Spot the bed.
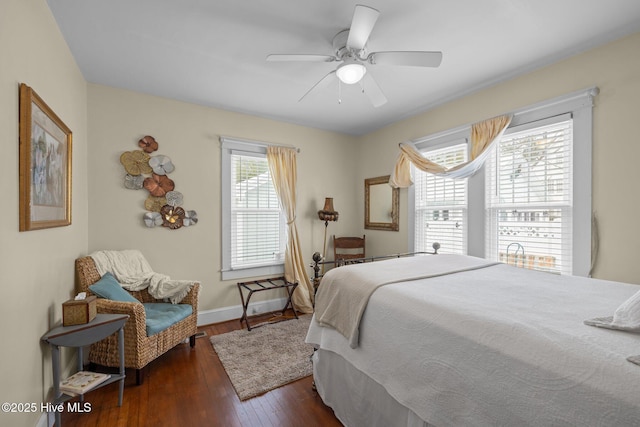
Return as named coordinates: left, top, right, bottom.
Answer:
left=306, top=254, right=640, bottom=426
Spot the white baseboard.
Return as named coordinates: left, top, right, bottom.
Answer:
left=196, top=297, right=287, bottom=326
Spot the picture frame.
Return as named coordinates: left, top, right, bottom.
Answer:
left=19, top=83, right=72, bottom=231
left=364, top=175, right=399, bottom=231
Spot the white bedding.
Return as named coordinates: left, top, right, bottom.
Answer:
left=307, top=258, right=640, bottom=426
left=315, top=254, right=497, bottom=348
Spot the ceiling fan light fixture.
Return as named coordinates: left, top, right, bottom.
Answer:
left=336, top=59, right=366, bottom=84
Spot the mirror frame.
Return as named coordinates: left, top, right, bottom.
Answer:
left=364, top=175, right=399, bottom=231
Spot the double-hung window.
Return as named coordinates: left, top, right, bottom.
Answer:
left=221, top=138, right=285, bottom=280
left=485, top=116, right=573, bottom=274
left=413, top=142, right=468, bottom=254
left=409, top=88, right=595, bottom=276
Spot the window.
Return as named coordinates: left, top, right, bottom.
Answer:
left=221, top=138, right=285, bottom=280
left=413, top=143, right=468, bottom=254
left=409, top=88, right=595, bottom=276
left=485, top=116, right=573, bottom=274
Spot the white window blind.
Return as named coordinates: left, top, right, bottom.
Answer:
left=485, top=116, right=573, bottom=274
left=229, top=151, right=285, bottom=269
left=414, top=143, right=468, bottom=254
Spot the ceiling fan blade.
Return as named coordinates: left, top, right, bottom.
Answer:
left=266, top=54, right=336, bottom=62
left=299, top=70, right=336, bottom=102
left=369, top=51, right=443, bottom=67
left=346, top=5, right=380, bottom=51
left=361, top=72, right=387, bottom=108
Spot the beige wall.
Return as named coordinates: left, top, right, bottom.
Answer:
left=356, top=31, right=640, bottom=284
left=0, top=1, right=88, bottom=426
left=87, top=84, right=358, bottom=313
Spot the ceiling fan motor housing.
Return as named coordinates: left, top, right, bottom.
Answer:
left=333, top=29, right=365, bottom=60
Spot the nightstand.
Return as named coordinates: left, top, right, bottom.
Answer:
left=41, top=313, right=128, bottom=426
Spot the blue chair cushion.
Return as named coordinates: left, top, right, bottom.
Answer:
left=89, top=272, right=139, bottom=303
left=143, top=303, right=193, bottom=336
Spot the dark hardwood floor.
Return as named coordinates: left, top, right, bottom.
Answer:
left=61, top=312, right=342, bottom=426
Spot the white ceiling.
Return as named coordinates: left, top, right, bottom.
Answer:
left=47, top=0, right=640, bottom=135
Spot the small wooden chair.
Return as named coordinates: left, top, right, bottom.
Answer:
left=333, top=235, right=366, bottom=265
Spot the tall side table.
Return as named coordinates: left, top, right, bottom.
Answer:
left=41, top=313, right=128, bottom=426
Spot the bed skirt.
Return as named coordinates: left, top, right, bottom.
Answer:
left=313, top=349, right=432, bottom=427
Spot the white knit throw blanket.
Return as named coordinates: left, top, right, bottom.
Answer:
left=90, top=249, right=194, bottom=304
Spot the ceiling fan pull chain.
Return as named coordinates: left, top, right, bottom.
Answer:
left=338, top=80, right=342, bottom=104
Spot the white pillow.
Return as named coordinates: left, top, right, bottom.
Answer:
left=612, top=289, right=640, bottom=329
left=584, top=289, right=640, bottom=332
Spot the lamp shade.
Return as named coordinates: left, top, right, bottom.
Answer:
left=336, top=59, right=366, bottom=85
left=318, top=197, right=339, bottom=222
left=323, top=197, right=335, bottom=212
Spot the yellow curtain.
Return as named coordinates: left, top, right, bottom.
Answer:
left=390, top=114, right=512, bottom=187
left=267, top=146, right=314, bottom=314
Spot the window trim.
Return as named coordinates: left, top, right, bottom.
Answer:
left=220, top=137, right=284, bottom=281
left=408, top=87, right=597, bottom=276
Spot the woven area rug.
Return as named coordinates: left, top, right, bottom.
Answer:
left=210, top=314, right=314, bottom=400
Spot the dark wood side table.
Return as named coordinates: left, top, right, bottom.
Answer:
left=237, top=277, right=298, bottom=330
left=41, top=313, right=129, bottom=426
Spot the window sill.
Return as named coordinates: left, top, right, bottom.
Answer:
left=222, top=263, right=284, bottom=281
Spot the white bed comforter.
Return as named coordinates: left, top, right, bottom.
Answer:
left=307, top=257, right=640, bottom=426
left=315, top=254, right=497, bottom=348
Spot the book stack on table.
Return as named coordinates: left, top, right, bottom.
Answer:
left=60, top=371, right=111, bottom=395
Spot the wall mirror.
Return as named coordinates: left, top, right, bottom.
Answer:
left=365, top=175, right=399, bottom=231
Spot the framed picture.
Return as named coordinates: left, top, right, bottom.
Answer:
left=364, top=175, right=399, bottom=231
left=19, top=83, right=72, bottom=231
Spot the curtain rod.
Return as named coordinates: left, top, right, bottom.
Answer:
left=219, top=136, right=301, bottom=153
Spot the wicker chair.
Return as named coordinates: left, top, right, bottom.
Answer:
left=75, top=256, right=199, bottom=385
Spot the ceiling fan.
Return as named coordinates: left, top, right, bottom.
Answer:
left=266, top=4, right=442, bottom=107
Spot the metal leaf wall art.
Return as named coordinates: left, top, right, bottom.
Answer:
left=119, top=135, right=198, bottom=230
